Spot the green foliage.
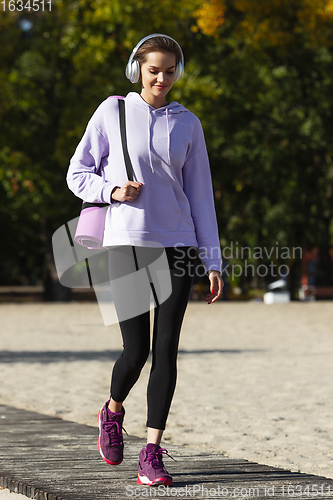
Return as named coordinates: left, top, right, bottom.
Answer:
left=0, top=0, right=333, bottom=289
left=189, top=0, right=333, bottom=287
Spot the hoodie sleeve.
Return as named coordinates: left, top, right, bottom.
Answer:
left=66, top=102, right=117, bottom=204
left=182, top=120, right=222, bottom=274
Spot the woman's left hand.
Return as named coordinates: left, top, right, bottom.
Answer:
left=206, top=270, right=224, bottom=304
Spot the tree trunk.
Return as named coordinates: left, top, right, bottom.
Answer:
left=316, top=216, right=333, bottom=287
left=41, top=218, right=72, bottom=301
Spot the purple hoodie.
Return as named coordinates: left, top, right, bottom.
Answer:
left=67, top=92, right=222, bottom=273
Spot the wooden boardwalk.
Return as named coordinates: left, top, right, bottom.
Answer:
left=1, top=404, right=333, bottom=500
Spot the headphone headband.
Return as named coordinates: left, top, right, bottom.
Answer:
left=125, top=33, right=184, bottom=84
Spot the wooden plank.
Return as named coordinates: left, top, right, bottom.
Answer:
left=1, top=404, right=333, bottom=500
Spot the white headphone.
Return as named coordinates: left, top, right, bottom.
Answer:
left=125, top=33, right=184, bottom=84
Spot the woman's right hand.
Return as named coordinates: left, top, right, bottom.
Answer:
left=111, top=181, right=143, bottom=203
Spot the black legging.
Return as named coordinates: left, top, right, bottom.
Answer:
left=108, top=246, right=196, bottom=430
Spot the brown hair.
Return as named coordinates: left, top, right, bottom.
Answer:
left=134, top=36, right=182, bottom=66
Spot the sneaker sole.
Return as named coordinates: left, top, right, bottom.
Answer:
left=97, top=409, right=123, bottom=465
left=137, top=474, right=172, bottom=486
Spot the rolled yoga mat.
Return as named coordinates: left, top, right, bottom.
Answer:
left=74, top=205, right=108, bottom=249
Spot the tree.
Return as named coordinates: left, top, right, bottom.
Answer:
left=1, top=0, right=333, bottom=298
left=188, top=0, right=333, bottom=289
left=0, top=0, right=200, bottom=296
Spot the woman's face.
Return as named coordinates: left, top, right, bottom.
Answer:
left=140, top=51, right=177, bottom=107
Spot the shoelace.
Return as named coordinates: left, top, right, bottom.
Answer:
left=102, top=420, right=128, bottom=446
left=147, top=448, right=177, bottom=470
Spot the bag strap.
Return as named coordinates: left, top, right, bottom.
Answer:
left=82, top=97, right=133, bottom=210
left=118, top=98, right=134, bottom=182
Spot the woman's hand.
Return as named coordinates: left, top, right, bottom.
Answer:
left=206, top=270, right=224, bottom=304
left=111, top=181, right=143, bottom=202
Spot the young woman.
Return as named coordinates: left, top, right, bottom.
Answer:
left=67, top=34, right=223, bottom=487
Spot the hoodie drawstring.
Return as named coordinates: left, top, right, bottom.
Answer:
left=147, top=107, right=155, bottom=173
left=166, top=107, right=171, bottom=167
left=147, top=106, right=171, bottom=173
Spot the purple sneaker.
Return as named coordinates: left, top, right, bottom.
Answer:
left=97, top=400, right=125, bottom=465
left=137, top=443, right=174, bottom=486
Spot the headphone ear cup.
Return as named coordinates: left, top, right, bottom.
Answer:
left=126, top=59, right=141, bottom=84
left=174, top=62, right=184, bottom=82
left=131, top=60, right=141, bottom=83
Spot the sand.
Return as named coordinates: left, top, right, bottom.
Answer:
left=1, top=300, right=333, bottom=482
left=0, top=488, right=27, bottom=500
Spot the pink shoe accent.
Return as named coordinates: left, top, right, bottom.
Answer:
left=136, top=475, right=172, bottom=486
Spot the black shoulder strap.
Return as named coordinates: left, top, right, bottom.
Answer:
left=118, top=98, right=134, bottom=182
left=81, top=98, right=133, bottom=210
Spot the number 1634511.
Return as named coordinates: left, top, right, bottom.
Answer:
left=1, top=0, right=52, bottom=10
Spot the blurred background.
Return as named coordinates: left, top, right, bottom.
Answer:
left=1, top=0, right=333, bottom=302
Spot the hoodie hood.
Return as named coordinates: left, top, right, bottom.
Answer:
left=126, top=91, right=188, bottom=114
left=126, top=92, right=189, bottom=173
